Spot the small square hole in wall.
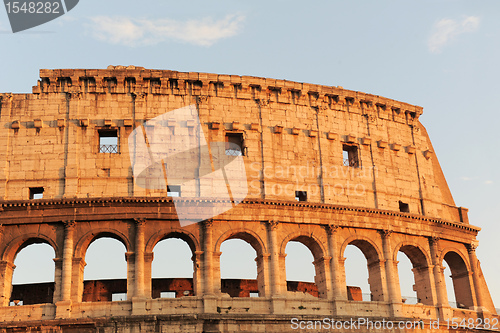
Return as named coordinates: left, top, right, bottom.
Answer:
left=399, top=201, right=409, bottom=213
left=9, top=300, right=23, bottom=306
left=160, top=291, right=176, bottom=298
left=249, top=292, right=259, bottom=298
left=167, top=185, right=181, bottom=197
left=99, top=129, right=118, bottom=153
left=295, top=191, right=307, bottom=202
left=111, top=293, right=127, bottom=301
left=343, top=144, right=359, bottom=167
left=29, top=187, right=44, bottom=199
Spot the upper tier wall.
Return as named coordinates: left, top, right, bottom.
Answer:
left=0, top=67, right=464, bottom=223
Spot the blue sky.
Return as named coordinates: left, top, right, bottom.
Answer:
left=2, top=0, right=499, bottom=308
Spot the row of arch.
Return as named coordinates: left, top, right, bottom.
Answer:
left=0, top=221, right=481, bottom=312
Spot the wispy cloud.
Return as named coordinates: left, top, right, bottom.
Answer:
left=460, top=176, right=475, bottom=181
left=87, top=14, right=245, bottom=47
left=428, top=16, right=480, bottom=54
left=484, top=180, right=493, bottom=185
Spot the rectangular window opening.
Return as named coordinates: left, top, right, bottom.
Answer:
left=225, top=133, right=244, bottom=156
left=111, top=293, right=127, bottom=301
left=29, top=187, right=44, bottom=200
left=295, top=191, right=307, bottom=202
left=399, top=201, right=410, bottom=213
left=343, top=144, right=359, bottom=168
left=160, top=291, right=176, bottom=298
left=9, top=300, right=23, bottom=306
left=167, top=185, right=181, bottom=197
left=249, top=292, right=259, bottom=298
left=99, top=129, right=118, bottom=153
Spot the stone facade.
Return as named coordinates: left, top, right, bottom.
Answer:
left=0, top=66, right=496, bottom=332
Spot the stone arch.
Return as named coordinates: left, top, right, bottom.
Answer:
left=440, top=247, right=474, bottom=309
left=215, top=228, right=267, bottom=297
left=340, top=235, right=385, bottom=301
left=2, top=235, right=58, bottom=306
left=2, top=234, right=59, bottom=263
left=393, top=241, right=435, bottom=305
left=146, top=228, right=200, bottom=255
left=280, top=231, right=327, bottom=260
left=215, top=229, right=266, bottom=256
left=439, top=247, right=471, bottom=271
left=280, top=231, right=329, bottom=298
left=74, top=228, right=131, bottom=259
left=340, top=235, right=383, bottom=265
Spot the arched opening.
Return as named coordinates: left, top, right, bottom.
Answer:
left=443, top=251, right=474, bottom=309
left=344, top=245, right=370, bottom=301
left=10, top=242, right=55, bottom=305
left=83, top=236, right=127, bottom=302
left=285, top=238, right=325, bottom=298
left=397, top=245, right=434, bottom=305
left=220, top=238, right=258, bottom=297
left=397, top=252, right=417, bottom=303
left=343, top=239, right=383, bottom=301
left=152, top=237, right=194, bottom=298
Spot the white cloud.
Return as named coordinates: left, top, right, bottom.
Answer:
left=428, top=16, right=480, bottom=54
left=87, top=14, right=244, bottom=47
left=460, top=176, right=474, bottom=181
left=484, top=180, right=493, bottom=185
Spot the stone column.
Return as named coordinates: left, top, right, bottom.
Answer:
left=134, top=219, right=146, bottom=298
left=193, top=251, right=203, bottom=296
left=325, top=225, right=346, bottom=300
left=71, top=257, right=86, bottom=302
left=202, top=220, right=217, bottom=314
left=256, top=253, right=271, bottom=297
left=267, top=220, right=282, bottom=296
left=380, top=230, right=402, bottom=317
left=61, top=221, right=75, bottom=302
left=144, top=252, right=154, bottom=298
left=0, top=260, right=15, bottom=307
left=467, top=243, right=485, bottom=311
left=313, top=256, right=332, bottom=298
left=380, top=230, right=401, bottom=303
left=428, top=237, right=450, bottom=319
left=203, top=220, right=214, bottom=295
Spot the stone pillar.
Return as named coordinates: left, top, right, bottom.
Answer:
left=313, top=256, right=332, bottom=299
left=267, top=220, right=282, bottom=296
left=53, top=258, right=63, bottom=303
left=193, top=251, right=203, bottom=296
left=428, top=237, right=451, bottom=318
left=467, top=243, right=485, bottom=311
left=55, top=222, right=75, bottom=318
left=380, top=230, right=402, bottom=317
left=0, top=261, right=15, bottom=306
left=134, top=219, right=146, bottom=298
left=202, top=220, right=217, bottom=314
left=71, top=257, right=86, bottom=302
left=125, top=252, right=135, bottom=299
left=202, top=220, right=214, bottom=295
left=144, top=252, right=154, bottom=298
left=380, top=231, right=401, bottom=303
left=61, top=221, right=75, bottom=301
left=256, top=253, right=271, bottom=297
left=325, top=225, right=346, bottom=300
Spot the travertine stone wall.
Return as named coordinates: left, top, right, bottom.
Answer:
left=0, top=66, right=462, bottom=223
left=0, top=67, right=496, bottom=333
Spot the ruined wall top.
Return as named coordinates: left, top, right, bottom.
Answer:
left=28, top=66, right=423, bottom=118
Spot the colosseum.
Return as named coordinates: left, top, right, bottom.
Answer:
left=0, top=66, right=497, bottom=332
